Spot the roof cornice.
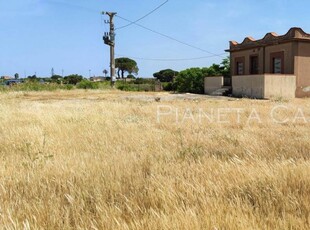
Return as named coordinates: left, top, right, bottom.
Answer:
left=227, top=27, right=310, bottom=52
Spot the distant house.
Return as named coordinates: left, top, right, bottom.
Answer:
left=1, top=76, right=13, bottom=80
left=226, top=27, right=310, bottom=98
left=90, top=77, right=106, bottom=82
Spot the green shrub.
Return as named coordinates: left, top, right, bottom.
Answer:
left=0, top=82, right=75, bottom=92
left=77, top=80, right=99, bottom=89
left=117, top=82, right=154, bottom=92
left=64, top=84, right=74, bottom=90
left=134, top=78, right=155, bottom=85
left=172, top=58, right=230, bottom=94
left=117, top=84, right=137, bottom=91
left=174, top=68, right=205, bottom=94
left=162, top=82, right=176, bottom=91
left=15, top=82, right=59, bottom=91
left=0, top=85, right=7, bottom=92
left=63, top=74, right=83, bottom=85
left=97, top=81, right=112, bottom=90
left=127, top=74, right=136, bottom=79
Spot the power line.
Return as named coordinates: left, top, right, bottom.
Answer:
left=115, top=0, right=169, bottom=30
left=47, top=1, right=224, bottom=58
left=115, top=53, right=227, bottom=62
left=116, top=15, right=225, bottom=58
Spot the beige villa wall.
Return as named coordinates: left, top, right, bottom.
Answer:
left=230, top=42, right=295, bottom=76
left=295, top=42, right=310, bottom=97
left=264, top=74, right=296, bottom=99
left=230, top=48, right=264, bottom=75
left=264, top=43, right=295, bottom=74
left=232, top=75, right=264, bottom=98
left=232, top=75, right=296, bottom=99
left=204, top=76, right=223, bottom=94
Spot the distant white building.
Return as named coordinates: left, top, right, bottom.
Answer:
left=1, top=76, right=13, bottom=80
left=90, top=76, right=106, bottom=82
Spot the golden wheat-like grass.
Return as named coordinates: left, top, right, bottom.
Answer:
left=0, top=90, right=309, bottom=229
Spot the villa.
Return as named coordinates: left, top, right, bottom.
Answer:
left=205, top=27, right=310, bottom=98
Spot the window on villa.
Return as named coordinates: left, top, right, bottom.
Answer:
left=235, top=57, right=245, bottom=75
left=237, top=62, right=244, bottom=75
left=250, top=56, right=259, bottom=74
left=270, top=51, right=284, bottom=74
left=273, top=58, right=282, bottom=73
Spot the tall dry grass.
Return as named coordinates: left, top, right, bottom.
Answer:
left=0, top=90, right=309, bottom=229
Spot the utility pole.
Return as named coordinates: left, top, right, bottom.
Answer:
left=102, top=11, right=117, bottom=87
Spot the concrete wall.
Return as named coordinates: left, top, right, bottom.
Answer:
left=264, top=74, right=296, bottom=98
left=232, top=74, right=296, bottom=99
left=232, top=75, right=264, bottom=98
left=204, top=76, right=223, bottom=94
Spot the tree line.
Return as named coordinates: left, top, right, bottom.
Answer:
left=111, top=56, right=231, bottom=94
left=153, top=57, right=230, bottom=94
left=3, top=57, right=230, bottom=94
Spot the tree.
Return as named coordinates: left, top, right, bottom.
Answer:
left=220, top=57, right=230, bottom=78
left=14, top=73, right=19, bottom=79
left=103, top=69, right=108, bottom=77
left=27, top=75, right=38, bottom=81
left=64, top=74, right=83, bottom=85
left=115, top=57, right=139, bottom=78
left=172, top=58, right=231, bottom=94
left=153, top=69, right=178, bottom=82
left=174, top=68, right=205, bottom=94
left=51, top=75, right=63, bottom=82
left=203, top=64, right=222, bottom=76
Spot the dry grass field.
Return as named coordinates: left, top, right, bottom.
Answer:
left=0, top=90, right=309, bottom=229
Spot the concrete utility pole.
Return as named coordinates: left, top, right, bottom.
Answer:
left=102, top=11, right=117, bottom=87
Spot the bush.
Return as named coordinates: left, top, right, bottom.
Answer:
left=134, top=78, right=155, bottom=85
left=96, top=81, right=112, bottom=90
left=0, top=82, right=75, bottom=92
left=117, top=82, right=154, bottom=92
left=16, top=82, right=59, bottom=91
left=64, top=74, right=83, bottom=85
left=77, top=80, right=99, bottom=89
left=172, top=58, right=230, bottom=94
left=162, top=82, right=176, bottom=91
left=117, top=84, right=136, bottom=91
left=0, top=85, right=7, bottom=92
left=174, top=68, right=205, bottom=94
left=64, top=84, right=74, bottom=90
left=127, top=74, right=136, bottom=79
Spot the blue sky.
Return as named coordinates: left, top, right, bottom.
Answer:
left=1, top=0, right=310, bottom=78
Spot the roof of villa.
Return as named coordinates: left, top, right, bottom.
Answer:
left=227, top=27, right=310, bottom=52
